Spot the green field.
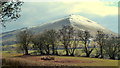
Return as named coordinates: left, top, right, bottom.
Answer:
left=1, top=44, right=120, bottom=68
left=2, top=52, right=119, bottom=67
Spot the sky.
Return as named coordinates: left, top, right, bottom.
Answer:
left=1, top=0, right=119, bottom=33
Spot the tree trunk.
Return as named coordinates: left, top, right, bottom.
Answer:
left=55, top=50, right=58, bottom=55
left=39, top=45, right=43, bottom=55
left=86, top=53, right=90, bottom=57
left=24, top=47, right=29, bottom=55
left=70, top=53, right=74, bottom=56
left=84, top=43, right=89, bottom=57
left=118, top=54, right=120, bottom=60
left=95, top=54, right=100, bottom=58
left=24, top=45, right=29, bottom=55
left=52, top=44, right=55, bottom=55
left=100, top=46, right=103, bottom=58
left=66, top=49, right=69, bottom=56
left=70, top=49, right=75, bottom=56
left=110, top=54, right=115, bottom=60
left=47, top=49, right=50, bottom=55
left=55, top=47, right=58, bottom=55
left=40, top=49, right=43, bottom=55
left=46, top=45, right=50, bottom=55
left=110, top=57, right=115, bottom=60
left=64, top=44, right=69, bottom=55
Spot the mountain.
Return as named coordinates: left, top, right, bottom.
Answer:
left=0, top=15, right=117, bottom=46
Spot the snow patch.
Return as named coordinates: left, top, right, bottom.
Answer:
left=68, top=15, right=105, bottom=30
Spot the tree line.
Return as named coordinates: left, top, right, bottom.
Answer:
left=16, top=25, right=120, bottom=60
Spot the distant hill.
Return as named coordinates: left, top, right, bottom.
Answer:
left=0, top=15, right=117, bottom=46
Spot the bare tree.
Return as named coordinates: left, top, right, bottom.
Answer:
left=69, top=30, right=79, bottom=56
left=103, top=36, right=120, bottom=59
left=45, top=29, right=59, bottom=55
left=117, top=36, right=120, bottom=60
left=42, top=33, right=50, bottom=55
left=39, top=30, right=56, bottom=55
left=94, top=46, right=101, bottom=58
left=59, top=25, right=74, bottom=56
left=32, top=34, right=45, bottom=55
left=96, top=30, right=107, bottom=58
left=32, top=32, right=51, bottom=55
left=78, top=30, right=94, bottom=57
left=16, top=29, right=32, bottom=55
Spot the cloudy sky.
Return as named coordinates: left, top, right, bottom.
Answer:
left=1, top=0, right=119, bottom=33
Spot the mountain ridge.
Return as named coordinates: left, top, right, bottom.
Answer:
left=1, top=15, right=117, bottom=46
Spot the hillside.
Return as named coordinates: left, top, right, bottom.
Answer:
left=0, top=15, right=116, bottom=46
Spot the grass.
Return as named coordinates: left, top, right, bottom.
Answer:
left=55, top=56, right=119, bottom=66
left=2, top=57, right=60, bottom=66
left=1, top=53, right=119, bottom=68
left=1, top=44, right=120, bottom=68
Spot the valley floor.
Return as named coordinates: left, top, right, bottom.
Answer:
left=1, top=53, right=120, bottom=68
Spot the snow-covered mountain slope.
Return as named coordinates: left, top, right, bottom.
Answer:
left=69, top=15, right=115, bottom=35
left=1, top=15, right=117, bottom=45
left=30, top=15, right=115, bottom=35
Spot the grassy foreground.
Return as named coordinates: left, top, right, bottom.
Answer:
left=1, top=53, right=120, bottom=68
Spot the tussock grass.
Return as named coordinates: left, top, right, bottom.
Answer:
left=2, top=57, right=118, bottom=68
left=2, top=51, right=119, bottom=68
left=2, top=58, right=41, bottom=66
left=2, top=56, right=119, bottom=68
left=2, top=57, right=64, bottom=66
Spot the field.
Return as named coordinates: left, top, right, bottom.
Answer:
left=1, top=52, right=120, bottom=68
left=1, top=44, right=120, bottom=68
